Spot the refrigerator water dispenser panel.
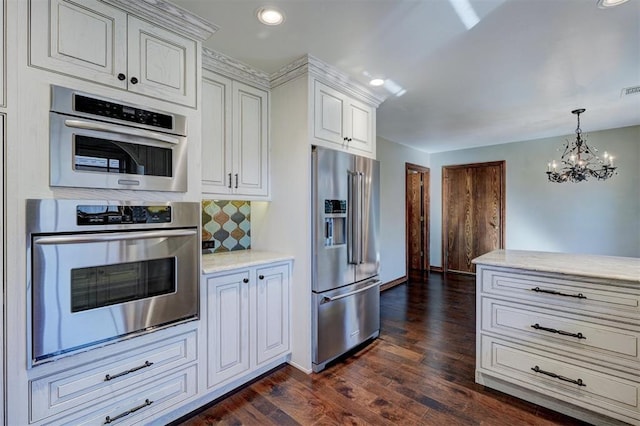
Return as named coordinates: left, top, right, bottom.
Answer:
left=324, top=199, right=347, bottom=247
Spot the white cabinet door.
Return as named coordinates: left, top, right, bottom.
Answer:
left=127, top=16, right=196, bottom=107
left=201, top=74, right=269, bottom=198
left=313, top=80, right=375, bottom=156
left=314, top=81, right=345, bottom=145
left=29, top=0, right=128, bottom=89
left=233, top=81, right=269, bottom=197
left=30, top=0, right=197, bottom=107
left=345, top=98, right=375, bottom=155
left=206, top=271, right=251, bottom=388
left=255, top=264, right=290, bottom=366
left=202, top=73, right=233, bottom=194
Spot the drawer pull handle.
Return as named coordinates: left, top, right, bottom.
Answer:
left=104, top=399, right=153, bottom=424
left=531, top=323, right=586, bottom=340
left=104, top=360, right=154, bottom=381
left=531, top=287, right=586, bottom=299
left=531, top=366, right=586, bottom=387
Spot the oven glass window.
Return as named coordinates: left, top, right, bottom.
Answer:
left=70, top=257, right=176, bottom=312
left=74, top=136, right=172, bottom=177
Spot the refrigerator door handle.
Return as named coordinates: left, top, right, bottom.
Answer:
left=320, top=280, right=381, bottom=303
left=347, top=170, right=358, bottom=264
left=358, top=171, right=365, bottom=264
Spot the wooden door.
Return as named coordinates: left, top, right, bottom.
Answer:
left=443, top=161, right=504, bottom=274
left=406, top=163, right=430, bottom=272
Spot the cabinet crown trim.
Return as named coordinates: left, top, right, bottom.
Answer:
left=270, top=54, right=386, bottom=107
left=100, top=0, right=218, bottom=41
left=203, top=48, right=270, bottom=90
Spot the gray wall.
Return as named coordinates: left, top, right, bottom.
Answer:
left=378, top=137, right=430, bottom=283
left=429, top=125, right=640, bottom=266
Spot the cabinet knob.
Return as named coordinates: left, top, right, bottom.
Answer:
left=343, top=137, right=349, bottom=141
left=243, top=278, right=249, bottom=283
left=117, top=73, right=126, bottom=81
left=348, top=137, right=353, bottom=142
left=259, top=275, right=264, bottom=280
left=130, top=77, right=139, bottom=85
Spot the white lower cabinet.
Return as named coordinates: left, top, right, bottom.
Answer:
left=29, top=330, right=197, bottom=424
left=476, top=262, right=640, bottom=425
left=205, top=261, right=291, bottom=389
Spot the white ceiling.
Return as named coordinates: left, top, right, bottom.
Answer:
left=170, top=0, right=640, bottom=153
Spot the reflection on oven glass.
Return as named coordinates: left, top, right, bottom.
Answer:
left=70, top=258, right=176, bottom=312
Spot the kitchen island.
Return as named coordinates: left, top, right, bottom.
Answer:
left=473, top=249, right=640, bottom=426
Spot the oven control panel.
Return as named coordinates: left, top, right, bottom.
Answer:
left=76, top=205, right=172, bottom=225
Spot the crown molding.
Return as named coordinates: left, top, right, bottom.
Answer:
left=270, top=54, right=387, bottom=107
left=202, top=48, right=270, bottom=90
left=101, top=0, right=218, bottom=41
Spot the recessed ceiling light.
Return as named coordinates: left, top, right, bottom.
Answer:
left=257, top=7, right=285, bottom=25
left=369, top=78, right=385, bottom=87
left=596, top=0, right=629, bottom=7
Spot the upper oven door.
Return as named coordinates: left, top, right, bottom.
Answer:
left=30, top=227, right=198, bottom=365
left=49, top=112, right=188, bottom=192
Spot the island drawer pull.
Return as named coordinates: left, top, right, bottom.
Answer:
left=104, top=399, right=153, bottom=424
left=530, top=286, right=587, bottom=299
left=530, top=323, right=586, bottom=339
left=104, top=360, right=154, bottom=381
left=531, top=365, right=586, bottom=387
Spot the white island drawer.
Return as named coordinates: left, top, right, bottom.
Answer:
left=479, top=268, right=640, bottom=320
left=481, top=298, right=640, bottom=369
left=31, top=330, right=196, bottom=423
left=480, top=335, right=640, bottom=424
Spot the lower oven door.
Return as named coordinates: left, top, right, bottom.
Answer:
left=30, top=228, right=198, bottom=365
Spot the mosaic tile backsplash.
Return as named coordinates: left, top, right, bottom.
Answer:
left=202, top=200, right=251, bottom=253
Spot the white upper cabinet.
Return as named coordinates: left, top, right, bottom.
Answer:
left=314, top=80, right=376, bottom=156
left=201, top=50, right=270, bottom=199
left=29, top=0, right=198, bottom=107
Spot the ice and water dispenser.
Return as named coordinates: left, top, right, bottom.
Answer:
left=324, top=199, right=347, bottom=246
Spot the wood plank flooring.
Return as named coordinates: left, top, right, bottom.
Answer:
left=175, top=272, right=591, bottom=425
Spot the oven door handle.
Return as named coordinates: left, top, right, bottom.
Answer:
left=34, top=229, right=197, bottom=245
left=64, top=119, right=180, bottom=145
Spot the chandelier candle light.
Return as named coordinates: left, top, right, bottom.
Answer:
left=546, top=108, right=617, bottom=183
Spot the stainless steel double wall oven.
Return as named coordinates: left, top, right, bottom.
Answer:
left=27, top=200, right=200, bottom=366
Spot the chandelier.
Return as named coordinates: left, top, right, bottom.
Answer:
left=546, top=108, right=617, bottom=183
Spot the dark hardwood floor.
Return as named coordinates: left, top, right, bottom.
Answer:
left=176, top=272, right=591, bottom=425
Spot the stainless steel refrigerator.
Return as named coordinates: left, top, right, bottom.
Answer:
left=312, top=146, right=380, bottom=372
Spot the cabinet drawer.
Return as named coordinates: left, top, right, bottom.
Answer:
left=481, top=298, right=640, bottom=368
left=480, top=335, right=640, bottom=422
left=31, top=331, right=196, bottom=422
left=479, top=268, right=640, bottom=320
left=53, top=364, right=197, bottom=426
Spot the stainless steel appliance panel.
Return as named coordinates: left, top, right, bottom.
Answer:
left=27, top=200, right=199, bottom=366
left=354, top=155, right=380, bottom=283
left=312, top=278, right=380, bottom=372
left=312, top=148, right=356, bottom=292
left=49, top=85, right=188, bottom=192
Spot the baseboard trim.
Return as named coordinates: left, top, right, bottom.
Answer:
left=380, top=276, right=407, bottom=291
left=429, top=266, right=443, bottom=273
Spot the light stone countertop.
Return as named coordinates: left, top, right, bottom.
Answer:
left=473, top=249, right=640, bottom=283
left=202, top=250, right=294, bottom=275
